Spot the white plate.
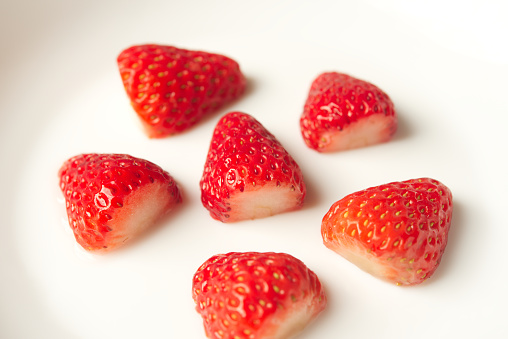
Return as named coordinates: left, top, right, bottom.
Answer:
left=2, top=0, right=507, bottom=338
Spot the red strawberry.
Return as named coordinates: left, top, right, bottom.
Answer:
left=300, top=72, right=397, bottom=152
left=58, top=153, right=182, bottom=252
left=200, top=111, right=306, bottom=223
left=192, top=252, right=327, bottom=339
left=321, top=178, right=453, bottom=286
left=117, top=44, right=247, bottom=138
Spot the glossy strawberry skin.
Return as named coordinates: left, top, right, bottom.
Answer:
left=117, top=44, right=247, bottom=138
left=321, top=178, right=453, bottom=286
left=300, top=72, right=397, bottom=152
left=58, top=153, right=181, bottom=252
left=192, top=252, right=327, bottom=339
left=200, top=111, right=306, bottom=222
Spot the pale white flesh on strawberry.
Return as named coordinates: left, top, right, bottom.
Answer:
left=96, top=183, right=177, bottom=252
left=319, top=114, right=396, bottom=152
left=226, top=182, right=302, bottom=222
left=323, top=237, right=410, bottom=284
left=262, top=297, right=323, bottom=339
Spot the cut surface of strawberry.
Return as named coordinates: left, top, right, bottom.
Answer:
left=321, top=178, right=453, bottom=286
left=300, top=72, right=397, bottom=152
left=117, top=44, right=247, bottom=138
left=192, top=252, right=326, bottom=339
left=200, top=111, right=306, bottom=223
left=58, top=153, right=182, bottom=252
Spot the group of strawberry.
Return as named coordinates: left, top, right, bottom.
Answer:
left=58, top=44, right=453, bottom=339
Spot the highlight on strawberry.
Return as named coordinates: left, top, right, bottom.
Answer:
left=58, top=153, right=182, bottom=252
left=117, top=44, right=247, bottom=138
left=321, top=178, right=453, bottom=286
left=200, top=111, right=306, bottom=223
left=192, top=251, right=327, bottom=339
left=300, top=72, right=397, bottom=152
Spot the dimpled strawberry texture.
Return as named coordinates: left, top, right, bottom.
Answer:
left=322, top=178, right=453, bottom=286
left=192, top=252, right=327, bottom=339
left=58, top=153, right=181, bottom=252
left=300, top=72, right=397, bottom=152
left=200, top=112, right=306, bottom=222
left=117, top=44, right=247, bottom=138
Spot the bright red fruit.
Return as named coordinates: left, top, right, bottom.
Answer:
left=58, top=153, right=182, bottom=252
left=300, top=72, right=397, bottom=152
left=200, top=111, right=306, bottom=222
left=321, top=178, right=453, bottom=286
left=117, top=44, right=247, bottom=138
left=192, top=252, right=327, bottom=339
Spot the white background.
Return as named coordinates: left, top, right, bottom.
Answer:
left=1, top=0, right=507, bottom=338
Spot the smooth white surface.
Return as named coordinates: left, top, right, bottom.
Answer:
left=1, top=0, right=507, bottom=338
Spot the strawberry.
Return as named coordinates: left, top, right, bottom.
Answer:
left=200, top=111, right=306, bottom=223
left=58, top=153, right=182, bottom=252
left=321, top=178, right=453, bottom=286
left=300, top=72, right=397, bottom=152
left=117, top=44, right=247, bottom=138
left=192, top=252, right=327, bottom=339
